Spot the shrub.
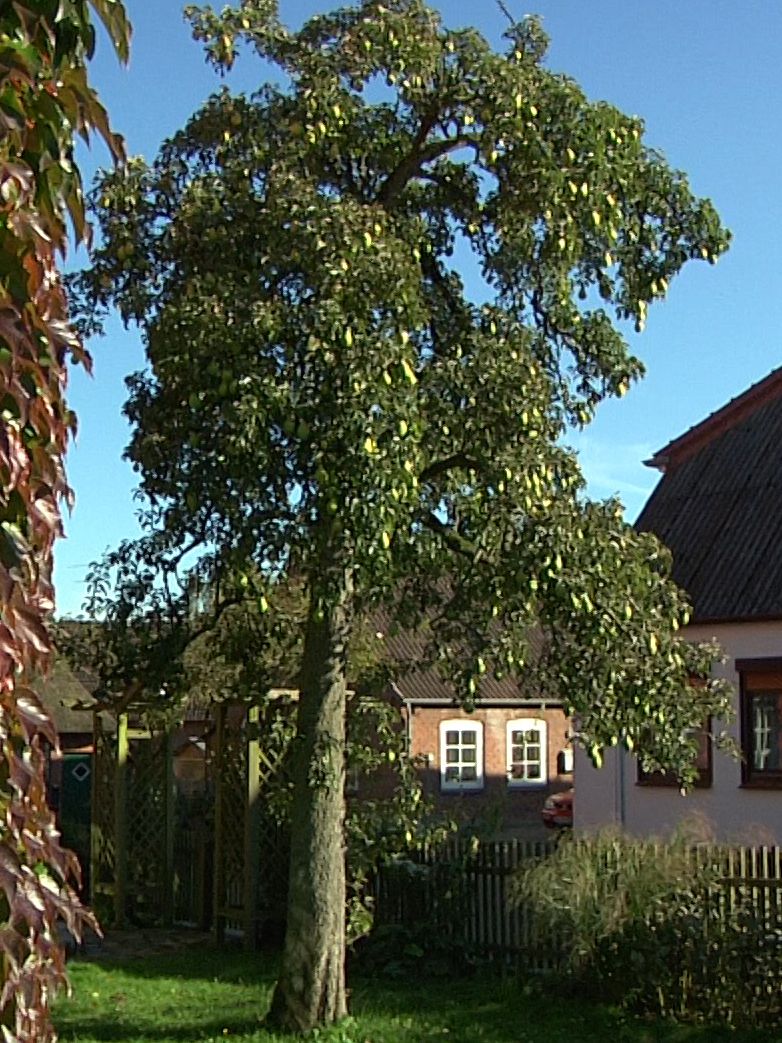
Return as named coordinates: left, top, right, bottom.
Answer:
left=357, top=856, right=484, bottom=978
left=512, top=828, right=782, bottom=1027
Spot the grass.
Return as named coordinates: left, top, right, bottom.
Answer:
left=54, top=946, right=781, bottom=1043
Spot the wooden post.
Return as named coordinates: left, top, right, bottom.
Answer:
left=212, top=704, right=226, bottom=945
left=89, top=711, right=100, bottom=907
left=114, top=712, right=128, bottom=928
left=163, top=730, right=176, bottom=926
left=195, top=828, right=209, bottom=931
left=243, top=704, right=262, bottom=951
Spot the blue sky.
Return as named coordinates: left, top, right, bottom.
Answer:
left=56, top=0, right=782, bottom=616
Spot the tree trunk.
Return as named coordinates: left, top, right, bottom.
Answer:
left=267, top=561, right=351, bottom=1033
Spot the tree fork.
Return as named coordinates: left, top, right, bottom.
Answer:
left=267, top=557, right=352, bottom=1033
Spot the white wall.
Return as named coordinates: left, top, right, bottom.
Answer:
left=574, top=620, right=782, bottom=844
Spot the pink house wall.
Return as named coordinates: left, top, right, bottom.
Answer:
left=575, top=620, right=782, bottom=844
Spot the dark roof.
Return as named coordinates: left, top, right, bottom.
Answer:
left=646, top=367, right=782, bottom=472
left=372, top=612, right=550, bottom=705
left=36, top=660, right=95, bottom=733
left=392, top=666, right=544, bottom=704
left=637, top=367, right=782, bottom=622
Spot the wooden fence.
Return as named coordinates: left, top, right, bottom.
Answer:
left=375, top=838, right=560, bottom=967
left=172, top=828, right=213, bottom=929
left=374, top=838, right=782, bottom=970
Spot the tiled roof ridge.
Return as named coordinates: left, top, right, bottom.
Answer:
left=645, top=365, right=782, bottom=472
left=636, top=367, right=782, bottom=621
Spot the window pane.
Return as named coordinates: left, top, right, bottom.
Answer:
left=508, top=720, right=545, bottom=785
left=441, top=721, right=483, bottom=789
left=752, top=693, right=781, bottom=772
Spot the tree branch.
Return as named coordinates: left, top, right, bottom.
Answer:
left=377, top=126, right=478, bottom=206
left=419, top=250, right=474, bottom=357
left=421, top=511, right=477, bottom=559
left=420, top=453, right=482, bottom=481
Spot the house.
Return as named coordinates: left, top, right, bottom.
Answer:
left=372, top=620, right=573, bottom=839
left=31, top=660, right=99, bottom=891
left=575, top=366, right=782, bottom=843
left=49, top=606, right=573, bottom=862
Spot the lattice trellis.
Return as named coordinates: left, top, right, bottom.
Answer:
left=255, top=705, right=294, bottom=926
left=90, top=712, right=175, bottom=927
left=90, top=713, right=117, bottom=903
left=256, top=812, right=290, bottom=926
left=213, top=704, right=248, bottom=933
left=213, top=695, right=296, bottom=947
left=92, top=695, right=296, bottom=940
left=125, top=728, right=172, bottom=923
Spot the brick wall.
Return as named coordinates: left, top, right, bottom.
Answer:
left=408, top=704, right=572, bottom=839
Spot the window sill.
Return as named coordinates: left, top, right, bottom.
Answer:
left=740, top=777, right=782, bottom=790
left=637, top=777, right=712, bottom=790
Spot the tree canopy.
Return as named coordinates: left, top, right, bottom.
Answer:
left=75, top=0, right=731, bottom=1031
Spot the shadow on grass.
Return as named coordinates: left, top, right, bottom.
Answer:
left=56, top=945, right=775, bottom=1043
left=54, top=1015, right=270, bottom=1043
left=57, top=946, right=277, bottom=1043
left=348, top=968, right=775, bottom=1043
left=81, top=942, right=280, bottom=983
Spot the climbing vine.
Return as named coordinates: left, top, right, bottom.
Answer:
left=0, top=3, right=128, bottom=1038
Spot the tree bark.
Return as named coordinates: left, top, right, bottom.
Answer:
left=267, top=558, right=352, bottom=1033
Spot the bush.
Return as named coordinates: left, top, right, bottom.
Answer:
left=513, top=828, right=782, bottom=1027
left=357, top=856, right=485, bottom=978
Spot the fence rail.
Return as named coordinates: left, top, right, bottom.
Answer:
left=375, top=838, right=782, bottom=969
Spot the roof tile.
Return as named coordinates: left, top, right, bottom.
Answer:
left=638, top=381, right=782, bottom=621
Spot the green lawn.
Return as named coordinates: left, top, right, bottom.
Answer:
left=54, top=947, right=779, bottom=1043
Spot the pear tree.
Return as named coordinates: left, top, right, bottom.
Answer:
left=74, top=0, right=731, bottom=1031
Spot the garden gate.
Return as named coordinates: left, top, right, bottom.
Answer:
left=90, top=712, right=175, bottom=927
left=212, top=695, right=294, bottom=947
left=90, top=695, right=295, bottom=941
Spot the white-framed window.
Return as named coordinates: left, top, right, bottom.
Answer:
left=506, top=718, right=547, bottom=788
left=439, top=720, right=484, bottom=792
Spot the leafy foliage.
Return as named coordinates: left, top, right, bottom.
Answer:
left=56, top=533, right=305, bottom=721
left=0, top=2, right=128, bottom=1038
left=61, top=545, right=453, bottom=946
left=75, top=0, right=732, bottom=777
left=71, top=0, right=732, bottom=1028
left=344, top=694, right=455, bottom=944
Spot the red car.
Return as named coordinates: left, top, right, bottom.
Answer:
left=541, top=788, right=573, bottom=829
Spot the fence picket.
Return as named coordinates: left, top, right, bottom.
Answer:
left=375, top=838, right=782, bottom=973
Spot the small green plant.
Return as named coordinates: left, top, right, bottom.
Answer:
left=354, top=855, right=484, bottom=978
